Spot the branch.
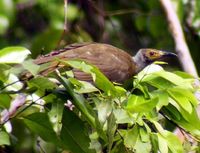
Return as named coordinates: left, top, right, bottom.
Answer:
left=159, top=0, right=198, bottom=77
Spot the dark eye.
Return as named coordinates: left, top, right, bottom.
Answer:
left=150, top=52, right=155, bottom=56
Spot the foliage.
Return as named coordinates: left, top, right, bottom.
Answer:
left=0, top=0, right=200, bottom=152
left=0, top=47, right=199, bottom=153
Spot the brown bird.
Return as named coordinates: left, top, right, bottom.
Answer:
left=31, top=42, right=176, bottom=83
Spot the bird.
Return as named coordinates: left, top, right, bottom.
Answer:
left=29, top=42, right=176, bottom=83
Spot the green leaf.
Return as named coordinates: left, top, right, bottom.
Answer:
left=168, top=87, right=198, bottom=106
left=0, top=94, right=11, bottom=108
left=22, top=59, right=40, bottom=76
left=107, top=112, right=117, bottom=153
left=69, top=78, right=99, bottom=93
left=60, top=108, right=95, bottom=153
left=143, top=76, right=174, bottom=89
left=28, top=76, right=57, bottom=95
left=174, top=71, right=195, bottom=79
left=167, top=88, right=193, bottom=113
left=152, top=120, right=184, bottom=153
left=95, top=99, right=112, bottom=124
left=113, top=109, right=134, bottom=124
left=150, top=133, right=159, bottom=153
left=110, top=140, right=127, bottom=153
left=151, top=90, right=169, bottom=110
left=48, top=100, right=64, bottom=133
left=140, top=70, right=193, bottom=90
left=139, top=128, right=150, bottom=142
left=163, top=131, right=184, bottom=153
left=23, top=112, right=59, bottom=144
left=153, top=71, right=192, bottom=89
left=0, top=64, right=11, bottom=81
left=124, top=125, right=139, bottom=148
left=62, top=60, right=117, bottom=96
left=163, top=105, right=200, bottom=139
left=0, top=47, right=30, bottom=63
left=157, top=133, right=168, bottom=153
left=55, top=74, right=95, bottom=128
left=123, top=125, right=151, bottom=153
left=0, top=131, right=10, bottom=145
left=126, top=95, right=158, bottom=113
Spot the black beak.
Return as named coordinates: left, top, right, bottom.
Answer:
left=162, top=52, right=177, bottom=58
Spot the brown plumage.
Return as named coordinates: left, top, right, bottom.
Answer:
left=30, top=42, right=176, bottom=83
left=34, top=43, right=136, bottom=83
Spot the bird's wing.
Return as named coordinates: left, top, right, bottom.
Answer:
left=33, top=43, right=136, bottom=83
left=34, top=42, right=95, bottom=65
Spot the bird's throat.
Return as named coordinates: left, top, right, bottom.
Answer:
left=132, top=53, right=148, bottom=73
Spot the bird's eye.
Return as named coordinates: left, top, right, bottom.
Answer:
left=149, top=52, right=155, bottom=56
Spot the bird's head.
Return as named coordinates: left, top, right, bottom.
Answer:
left=133, top=48, right=177, bottom=72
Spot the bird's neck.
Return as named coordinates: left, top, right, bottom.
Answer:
left=133, top=53, right=148, bottom=73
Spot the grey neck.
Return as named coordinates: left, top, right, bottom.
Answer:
left=132, top=52, right=148, bottom=73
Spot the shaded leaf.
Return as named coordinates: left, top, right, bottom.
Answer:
left=55, top=74, right=95, bottom=127
left=0, top=64, right=10, bottom=81
left=23, top=112, right=59, bottom=144
left=60, top=108, right=95, bottom=153
left=107, top=112, right=117, bottom=153
left=28, top=76, right=57, bottom=95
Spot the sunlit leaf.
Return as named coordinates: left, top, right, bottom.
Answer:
left=157, top=133, right=168, bottom=153
left=22, top=59, right=40, bottom=76
left=0, top=131, right=10, bottom=145
left=69, top=78, right=99, bottom=93
left=113, top=109, right=134, bottom=124
left=61, top=60, right=117, bottom=96
left=167, top=88, right=193, bottom=113
left=126, top=95, right=158, bottom=113
left=0, top=47, right=30, bottom=63
left=152, top=121, right=183, bottom=153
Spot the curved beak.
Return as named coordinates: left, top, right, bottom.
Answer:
left=162, top=51, right=177, bottom=58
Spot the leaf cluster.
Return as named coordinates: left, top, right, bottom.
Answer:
left=0, top=47, right=200, bottom=153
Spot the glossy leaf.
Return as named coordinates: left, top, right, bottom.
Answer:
left=0, top=47, right=30, bottom=63
left=152, top=121, right=183, bottom=153
left=61, top=60, right=117, bottom=96
left=126, top=94, right=158, bottom=113
left=167, top=88, right=193, bottom=113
